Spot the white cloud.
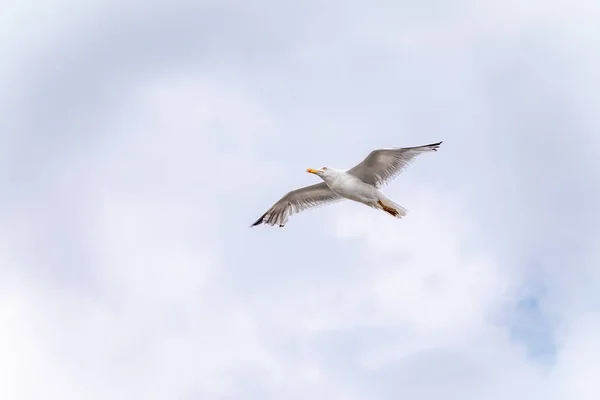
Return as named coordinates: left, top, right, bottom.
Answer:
left=0, top=71, right=284, bottom=399
left=552, top=314, right=600, bottom=400
left=2, top=0, right=600, bottom=399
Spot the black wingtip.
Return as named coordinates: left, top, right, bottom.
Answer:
left=427, top=141, right=442, bottom=151
left=250, top=211, right=268, bottom=227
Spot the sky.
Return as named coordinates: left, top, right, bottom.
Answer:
left=1, top=0, right=600, bottom=399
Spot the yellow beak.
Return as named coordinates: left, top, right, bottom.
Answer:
left=306, top=168, right=322, bottom=174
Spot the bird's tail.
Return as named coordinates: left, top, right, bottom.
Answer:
left=376, top=197, right=407, bottom=218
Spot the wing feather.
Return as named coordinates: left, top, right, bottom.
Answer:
left=346, top=141, right=442, bottom=188
left=251, top=182, right=343, bottom=227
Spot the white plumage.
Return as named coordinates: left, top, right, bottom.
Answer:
left=251, top=141, right=442, bottom=227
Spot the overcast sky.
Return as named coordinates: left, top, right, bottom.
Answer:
left=2, top=0, right=600, bottom=399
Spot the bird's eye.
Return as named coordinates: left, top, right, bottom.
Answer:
left=322, top=167, right=327, bottom=170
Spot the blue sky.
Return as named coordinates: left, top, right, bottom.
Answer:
left=1, top=0, right=600, bottom=399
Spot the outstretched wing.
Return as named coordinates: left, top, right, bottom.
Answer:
left=346, top=141, right=442, bottom=188
left=251, top=182, right=344, bottom=227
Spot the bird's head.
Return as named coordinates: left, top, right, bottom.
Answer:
left=306, top=166, right=334, bottom=179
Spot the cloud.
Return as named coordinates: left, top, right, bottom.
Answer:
left=2, top=0, right=600, bottom=399
left=1, top=69, right=289, bottom=399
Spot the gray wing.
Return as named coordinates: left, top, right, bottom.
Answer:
left=346, top=141, right=442, bottom=188
left=251, top=182, right=344, bottom=227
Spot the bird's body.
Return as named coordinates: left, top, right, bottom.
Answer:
left=319, top=168, right=375, bottom=203
left=251, top=141, right=441, bottom=227
left=317, top=168, right=404, bottom=215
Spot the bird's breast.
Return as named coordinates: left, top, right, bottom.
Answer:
left=326, top=175, right=376, bottom=202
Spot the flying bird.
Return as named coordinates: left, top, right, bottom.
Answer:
left=251, top=141, right=442, bottom=227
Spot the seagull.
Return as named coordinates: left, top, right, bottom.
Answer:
left=251, top=141, right=442, bottom=227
